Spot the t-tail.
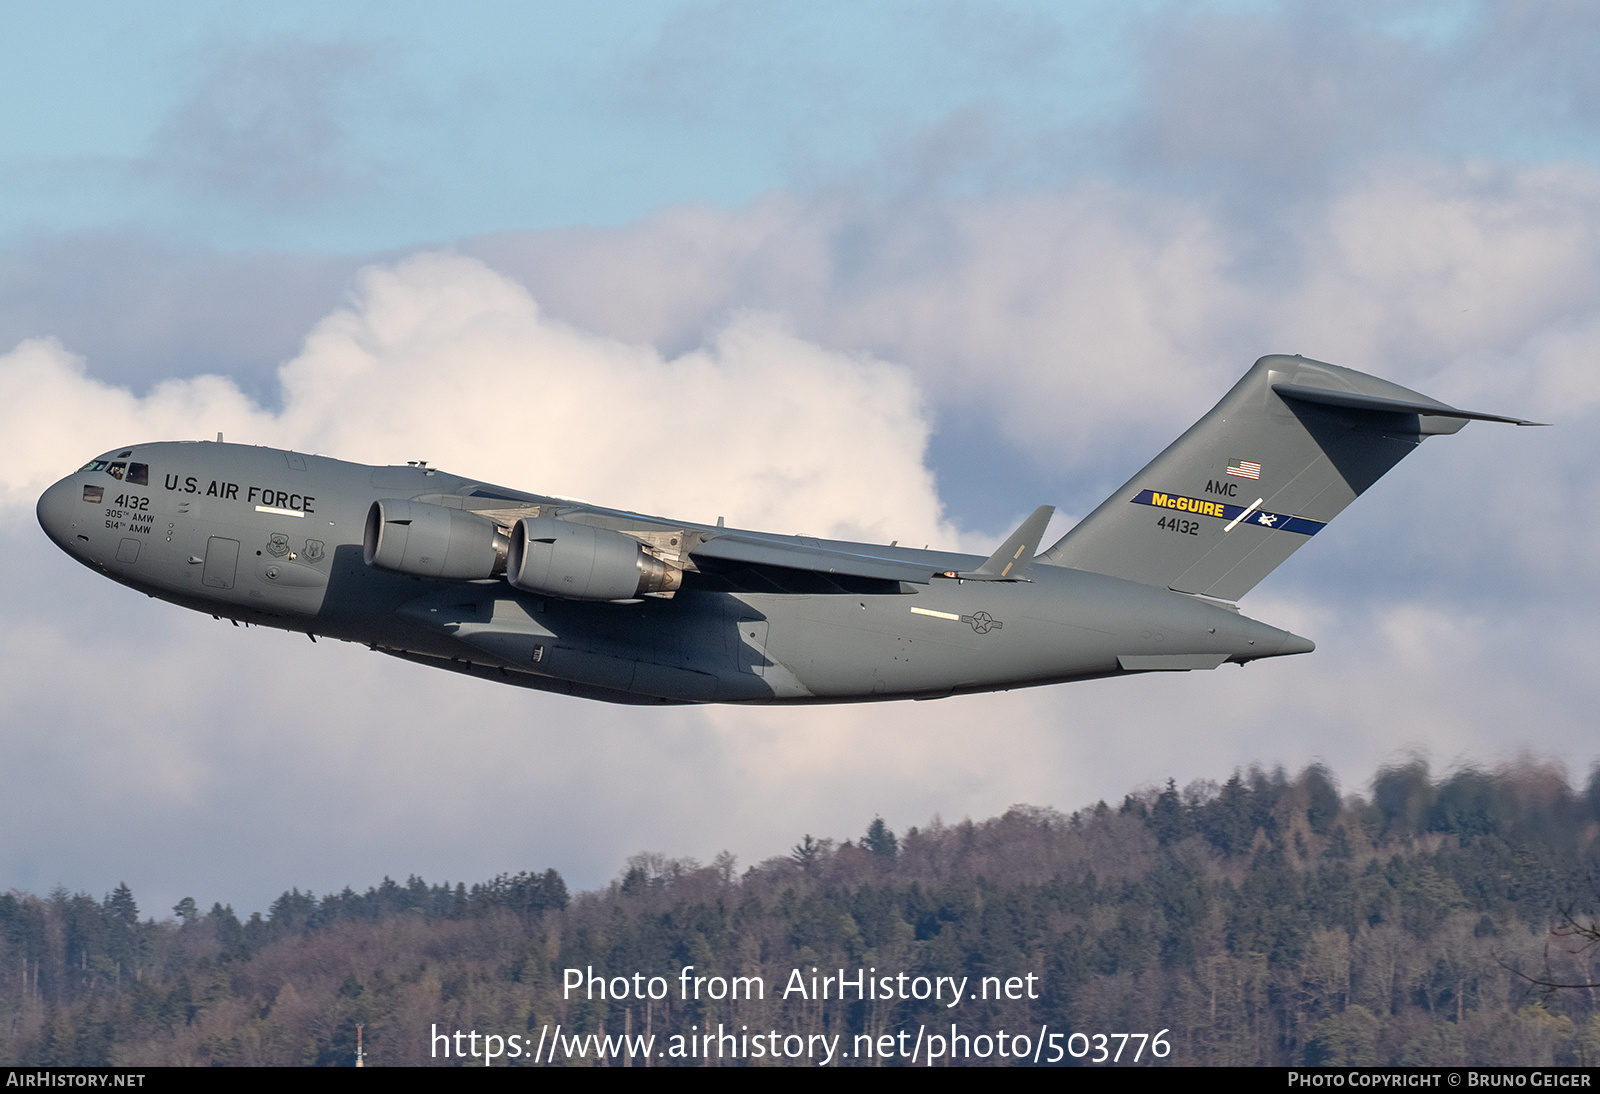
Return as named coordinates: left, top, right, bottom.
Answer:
left=1039, top=354, right=1543, bottom=601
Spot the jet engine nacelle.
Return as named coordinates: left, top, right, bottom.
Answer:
left=506, top=516, right=681, bottom=601
left=364, top=499, right=509, bottom=579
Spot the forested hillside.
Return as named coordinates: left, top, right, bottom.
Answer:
left=3, top=760, right=1598, bottom=1066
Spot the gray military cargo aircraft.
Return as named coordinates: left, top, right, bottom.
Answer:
left=37, top=355, right=1538, bottom=705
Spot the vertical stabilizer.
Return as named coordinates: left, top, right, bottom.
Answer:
left=1040, top=355, right=1538, bottom=601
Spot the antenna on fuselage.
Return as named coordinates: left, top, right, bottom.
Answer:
left=216, top=432, right=223, bottom=443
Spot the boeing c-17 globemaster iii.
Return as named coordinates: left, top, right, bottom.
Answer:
left=36, top=356, right=1540, bottom=706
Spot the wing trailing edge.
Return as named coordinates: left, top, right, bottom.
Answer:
left=690, top=505, right=1057, bottom=587
left=689, top=534, right=939, bottom=584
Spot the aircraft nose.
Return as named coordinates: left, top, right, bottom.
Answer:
left=36, top=476, right=82, bottom=552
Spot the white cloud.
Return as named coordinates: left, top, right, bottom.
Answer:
left=0, top=253, right=955, bottom=548
left=468, top=161, right=1600, bottom=490
left=470, top=161, right=1600, bottom=583
left=0, top=337, right=268, bottom=509
left=469, top=187, right=1254, bottom=467
left=1271, top=162, right=1600, bottom=372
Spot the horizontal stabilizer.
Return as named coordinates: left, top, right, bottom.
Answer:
left=947, top=505, right=1055, bottom=581
left=1272, top=383, right=1548, bottom=427
left=691, top=533, right=935, bottom=584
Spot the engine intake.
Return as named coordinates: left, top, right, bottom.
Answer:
left=506, top=516, right=681, bottom=601
left=364, top=499, right=508, bottom=579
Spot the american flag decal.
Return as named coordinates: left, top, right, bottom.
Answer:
left=1226, top=459, right=1262, bottom=480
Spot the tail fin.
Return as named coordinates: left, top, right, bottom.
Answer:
left=1040, top=355, right=1541, bottom=601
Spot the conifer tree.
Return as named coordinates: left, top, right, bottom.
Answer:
left=864, top=816, right=898, bottom=860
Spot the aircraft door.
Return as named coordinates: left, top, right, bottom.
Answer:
left=737, top=619, right=770, bottom=677
left=202, top=537, right=239, bottom=589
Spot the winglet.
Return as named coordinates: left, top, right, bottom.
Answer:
left=946, top=505, right=1055, bottom=582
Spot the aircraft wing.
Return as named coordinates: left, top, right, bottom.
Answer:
left=689, top=506, right=1055, bottom=586
left=689, top=533, right=940, bottom=584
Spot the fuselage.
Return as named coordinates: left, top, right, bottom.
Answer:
left=37, top=441, right=1312, bottom=705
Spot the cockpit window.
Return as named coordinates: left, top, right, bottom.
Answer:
left=79, top=460, right=109, bottom=473
left=127, top=462, right=149, bottom=485
left=107, top=462, right=126, bottom=481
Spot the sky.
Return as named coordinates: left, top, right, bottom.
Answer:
left=2, top=0, right=1599, bottom=916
